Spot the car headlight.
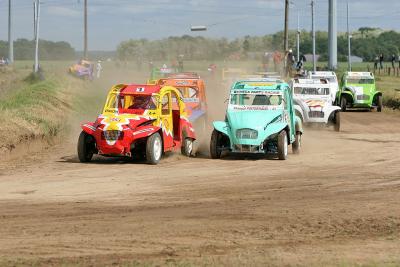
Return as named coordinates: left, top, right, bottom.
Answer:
left=236, top=128, right=258, bottom=139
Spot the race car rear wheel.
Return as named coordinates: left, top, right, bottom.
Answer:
left=146, top=132, right=162, bottom=165
left=181, top=138, right=194, bottom=157
left=377, top=95, right=383, bottom=112
left=210, top=129, right=222, bottom=159
left=334, top=111, right=341, bottom=132
left=277, top=130, right=288, bottom=160
left=340, top=97, right=347, bottom=112
left=77, top=131, right=94, bottom=163
left=292, top=132, right=301, bottom=154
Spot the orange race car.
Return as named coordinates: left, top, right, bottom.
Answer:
left=156, top=72, right=207, bottom=129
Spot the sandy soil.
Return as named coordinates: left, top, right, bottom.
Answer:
left=0, top=73, right=400, bottom=266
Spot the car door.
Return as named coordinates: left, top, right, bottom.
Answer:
left=160, top=92, right=174, bottom=150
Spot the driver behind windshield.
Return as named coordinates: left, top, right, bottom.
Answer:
left=128, top=95, right=156, bottom=109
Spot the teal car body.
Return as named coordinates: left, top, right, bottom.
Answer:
left=339, top=72, right=383, bottom=112
left=210, top=79, right=303, bottom=159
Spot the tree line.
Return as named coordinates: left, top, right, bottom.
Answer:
left=117, top=28, right=400, bottom=62
left=0, top=39, right=75, bottom=60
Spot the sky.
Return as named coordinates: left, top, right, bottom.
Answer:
left=0, top=0, right=399, bottom=51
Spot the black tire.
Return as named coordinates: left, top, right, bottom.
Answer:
left=340, top=97, right=347, bottom=112
left=181, top=138, right=194, bottom=157
left=277, top=130, right=288, bottom=160
left=292, top=132, right=301, bottom=154
left=334, top=111, right=341, bottom=132
left=210, top=129, right=222, bottom=159
left=77, top=131, right=94, bottom=163
left=146, top=132, right=162, bottom=165
left=377, top=95, right=383, bottom=112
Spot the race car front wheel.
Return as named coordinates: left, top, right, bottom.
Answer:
left=181, top=138, right=194, bottom=157
left=146, top=132, right=162, bottom=165
left=377, top=95, right=383, bottom=112
left=210, top=129, right=222, bottom=159
left=77, top=131, right=94, bottom=163
left=292, top=132, right=301, bottom=154
left=334, top=111, right=341, bottom=132
left=277, top=130, right=288, bottom=160
left=340, top=97, right=347, bottom=112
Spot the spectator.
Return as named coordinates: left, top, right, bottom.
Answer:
left=374, top=55, right=379, bottom=70
left=286, top=49, right=295, bottom=77
left=273, top=51, right=282, bottom=73
left=379, top=53, right=384, bottom=69
left=391, top=54, right=396, bottom=69
left=398, top=55, right=400, bottom=68
left=96, top=60, right=102, bottom=79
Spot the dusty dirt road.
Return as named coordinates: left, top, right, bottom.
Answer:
left=0, top=110, right=400, bottom=266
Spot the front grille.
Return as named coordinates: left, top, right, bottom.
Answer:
left=309, top=111, right=324, bottom=118
left=236, top=129, right=258, bottom=139
left=102, top=130, right=124, bottom=141
left=235, top=144, right=259, bottom=152
left=357, top=94, right=369, bottom=101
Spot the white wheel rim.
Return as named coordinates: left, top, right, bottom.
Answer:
left=153, top=137, right=162, bottom=160
left=284, top=134, right=288, bottom=156
left=186, top=139, right=193, bottom=155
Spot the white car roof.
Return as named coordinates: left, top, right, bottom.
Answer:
left=292, top=78, right=330, bottom=85
left=309, top=71, right=337, bottom=77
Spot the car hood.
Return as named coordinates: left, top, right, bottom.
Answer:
left=227, top=110, right=283, bottom=131
left=97, top=113, right=156, bottom=131
left=346, top=83, right=376, bottom=94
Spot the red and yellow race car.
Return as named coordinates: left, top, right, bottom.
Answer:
left=156, top=72, right=207, bottom=130
left=78, top=84, right=196, bottom=164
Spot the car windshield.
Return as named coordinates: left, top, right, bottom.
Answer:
left=105, top=93, right=158, bottom=113
left=230, top=91, right=283, bottom=107
left=347, top=78, right=374, bottom=84
left=294, top=87, right=330, bottom=95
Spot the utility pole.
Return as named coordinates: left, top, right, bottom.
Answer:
left=84, top=0, right=88, bottom=59
left=347, top=2, right=352, bottom=71
left=296, top=11, right=300, bottom=63
left=328, top=0, right=337, bottom=70
left=284, top=0, right=289, bottom=52
left=8, top=0, right=13, bottom=63
left=34, top=0, right=41, bottom=73
left=311, top=0, right=316, bottom=72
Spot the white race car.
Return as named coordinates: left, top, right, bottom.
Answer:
left=291, top=78, right=341, bottom=131
left=308, top=71, right=339, bottom=104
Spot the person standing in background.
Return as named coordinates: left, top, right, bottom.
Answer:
left=374, top=55, right=379, bottom=70
left=391, top=54, right=396, bottom=69
left=379, top=53, right=384, bottom=69
left=96, top=61, right=102, bottom=79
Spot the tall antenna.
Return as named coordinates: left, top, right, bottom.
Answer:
left=328, top=0, right=337, bottom=70
left=297, top=11, right=300, bottom=63
left=347, top=2, right=352, bottom=71
left=311, top=0, right=316, bottom=72
left=34, top=0, right=41, bottom=73
left=84, top=0, right=88, bottom=59
left=284, top=0, right=289, bottom=52
left=8, top=0, right=13, bottom=63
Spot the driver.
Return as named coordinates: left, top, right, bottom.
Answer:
left=128, top=95, right=156, bottom=109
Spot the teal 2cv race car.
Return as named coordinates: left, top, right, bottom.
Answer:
left=339, top=72, right=383, bottom=112
left=210, top=79, right=303, bottom=160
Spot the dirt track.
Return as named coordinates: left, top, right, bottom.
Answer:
left=1, top=108, right=400, bottom=265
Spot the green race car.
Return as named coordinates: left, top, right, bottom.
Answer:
left=210, top=79, right=303, bottom=160
left=339, top=72, right=383, bottom=112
